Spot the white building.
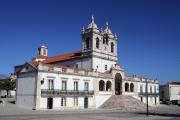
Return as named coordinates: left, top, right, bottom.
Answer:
left=160, top=82, right=180, bottom=101
left=15, top=16, right=159, bottom=110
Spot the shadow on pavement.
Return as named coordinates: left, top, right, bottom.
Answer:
left=8, top=101, right=15, bottom=104
left=136, top=112, right=180, bottom=117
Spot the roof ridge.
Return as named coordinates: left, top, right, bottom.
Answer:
left=47, top=51, right=81, bottom=59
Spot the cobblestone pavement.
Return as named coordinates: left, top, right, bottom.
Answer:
left=0, top=98, right=180, bottom=120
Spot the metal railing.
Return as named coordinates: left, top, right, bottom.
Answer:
left=41, top=89, right=94, bottom=97
left=138, top=92, right=159, bottom=97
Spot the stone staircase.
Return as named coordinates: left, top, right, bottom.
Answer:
left=100, top=95, right=146, bottom=112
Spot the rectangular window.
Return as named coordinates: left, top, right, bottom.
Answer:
left=62, top=81, right=67, bottom=91
left=84, top=82, right=89, bottom=91
left=61, top=97, right=66, bottom=107
left=74, top=81, right=78, bottom=91
left=105, top=65, right=107, bottom=70
left=154, top=86, right=156, bottom=93
left=48, top=80, right=54, bottom=90
left=150, top=86, right=152, bottom=93
left=73, top=97, right=78, bottom=107
left=141, top=97, right=143, bottom=102
left=140, top=85, right=143, bottom=93
left=62, top=68, right=67, bottom=72
left=75, top=64, right=78, bottom=68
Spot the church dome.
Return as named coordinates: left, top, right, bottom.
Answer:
left=104, top=28, right=112, bottom=34
left=87, top=16, right=98, bottom=29
left=103, top=22, right=113, bottom=34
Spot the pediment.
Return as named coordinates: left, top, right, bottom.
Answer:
left=16, top=62, right=37, bottom=73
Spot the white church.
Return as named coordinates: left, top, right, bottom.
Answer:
left=15, top=16, right=159, bottom=110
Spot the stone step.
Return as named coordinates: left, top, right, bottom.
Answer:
left=100, top=95, right=146, bottom=112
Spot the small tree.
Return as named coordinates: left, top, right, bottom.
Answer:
left=0, top=79, right=15, bottom=97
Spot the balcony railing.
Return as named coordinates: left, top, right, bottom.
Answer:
left=41, top=89, right=94, bottom=97
left=138, top=92, right=159, bottom=97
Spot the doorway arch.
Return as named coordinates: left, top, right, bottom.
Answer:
left=115, top=73, right=122, bottom=95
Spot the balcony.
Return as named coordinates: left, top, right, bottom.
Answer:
left=41, top=89, right=94, bottom=97
left=138, top=92, right=159, bottom=97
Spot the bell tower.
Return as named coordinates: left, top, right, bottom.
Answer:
left=38, top=44, right=48, bottom=56
left=81, top=16, right=119, bottom=72
left=81, top=16, right=101, bottom=55
left=101, top=21, right=118, bottom=57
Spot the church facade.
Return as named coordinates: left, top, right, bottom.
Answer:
left=15, top=16, right=159, bottom=110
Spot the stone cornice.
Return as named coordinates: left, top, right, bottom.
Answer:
left=92, top=55, right=118, bottom=62
left=38, top=70, right=113, bottom=79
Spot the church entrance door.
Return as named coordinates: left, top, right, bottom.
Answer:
left=115, top=73, right=122, bottom=95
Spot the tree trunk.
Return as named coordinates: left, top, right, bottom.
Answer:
left=6, top=90, right=9, bottom=97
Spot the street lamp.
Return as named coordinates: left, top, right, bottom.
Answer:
left=146, top=78, right=149, bottom=116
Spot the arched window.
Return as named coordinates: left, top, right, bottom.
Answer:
left=106, top=81, right=111, bottom=91
left=86, top=38, right=90, bottom=49
left=103, top=37, right=106, bottom=44
left=106, top=38, right=108, bottom=44
left=130, top=83, right=134, bottom=92
left=111, top=42, right=114, bottom=53
left=96, top=38, right=100, bottom=49
left=99, top=80, right=105, bottom=91
left=103, top=35, right=108, bottom=44
left=125, top=83, right=129, bottom=92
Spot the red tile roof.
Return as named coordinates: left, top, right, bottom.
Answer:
left=29, top=51, right=82, bottom=68
left=169, top=82, right=180, bottom=85
left=36, top=55, right=48, bottom=59
left=43, top=51, right=82, bottom=64
left=29, top=60, right=39, bottom=68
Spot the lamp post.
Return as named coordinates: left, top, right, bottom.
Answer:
left=146, top=78, right=149, bottom=116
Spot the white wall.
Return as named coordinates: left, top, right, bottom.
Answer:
left=95, top=95, right=111, bottom=108
left=53, top=57, right=92, bottom=71
left=92, top=57, right=116, bottom=73
left=137, top=82, right=159, bottom=93
left=39, top=71, right=95, bottom=109
left=136, top=81, right=159, bottom=105
left=16, top=75, right=36, bottom=109
left=40, top=97, right=47, bottom=109
left=40, top=72, right=94, bottom=91
left=169, top=85, right=180, bottom=100
left=16, top=96, right=35, bottom=109
left=40, top=96, right=93, bottom=109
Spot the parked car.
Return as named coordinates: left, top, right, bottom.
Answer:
left=160, top=99, right=165, bottom=104
left=171, top=100, right=180, bottom=106
left=164, top=100, right=171, bottom=105
left=160, top=99, right=171, bottom=105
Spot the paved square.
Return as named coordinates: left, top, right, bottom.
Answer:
left=0, top=98, right=180, bottom=120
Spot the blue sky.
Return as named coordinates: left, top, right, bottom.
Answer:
left=0, top=0, right=179, bottom=84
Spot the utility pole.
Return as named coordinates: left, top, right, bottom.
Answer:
left=146, top=78, right=149, bottom=116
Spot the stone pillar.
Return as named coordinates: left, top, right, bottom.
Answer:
left=33, top=72, right=41, bottom=110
